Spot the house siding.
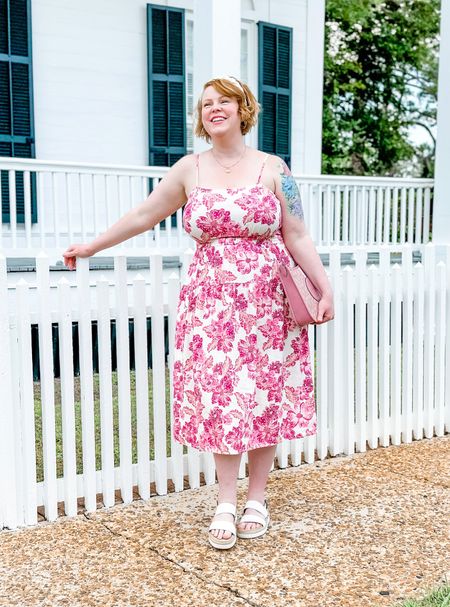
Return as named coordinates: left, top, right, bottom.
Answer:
left=28, top=0, right=312, bottom=169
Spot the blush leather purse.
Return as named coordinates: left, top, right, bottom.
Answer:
left=277, top=263, right=322, bottom=326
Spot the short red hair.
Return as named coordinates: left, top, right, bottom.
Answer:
left=194, top=77, right=261, bottom=143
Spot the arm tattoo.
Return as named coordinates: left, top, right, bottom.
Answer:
left=279, top=160, right=304, bottom=220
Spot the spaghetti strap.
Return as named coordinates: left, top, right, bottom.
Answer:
left=195, top=153, right=200, bottom=187
left=257, top=153, right=270, bottom=184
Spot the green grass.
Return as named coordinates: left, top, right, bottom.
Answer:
left=395, top=583, right=450, bottom=607
left=33, top=368, right=173, bottom=483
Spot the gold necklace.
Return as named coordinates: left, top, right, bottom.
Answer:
left=211, top=146, right=247, bottom=173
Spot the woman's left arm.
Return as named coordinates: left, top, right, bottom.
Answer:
left=270, top=156, right=335, bottom=324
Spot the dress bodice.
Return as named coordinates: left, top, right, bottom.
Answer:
left=183, top=184, right=282, bottom=243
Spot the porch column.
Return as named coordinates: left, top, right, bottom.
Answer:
left=295, top=0, right=326, bottom=176
left=433, top=0, right=450, bottom=243
left=193, top=0, right=242, bottom=152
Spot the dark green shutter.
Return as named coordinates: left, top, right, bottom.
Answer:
left=147, top=5, right=186, bottom=168
left=0, top=0, right=36, bottom=223
left=258, top=22, right=292, bottom=167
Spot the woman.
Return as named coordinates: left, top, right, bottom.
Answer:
left=63, top=76, right=334, bottom=550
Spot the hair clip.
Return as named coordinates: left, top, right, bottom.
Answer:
left=214, top=75, right=249, bottom=105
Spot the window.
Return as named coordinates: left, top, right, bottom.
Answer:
left=0, top=0, right=36, bottom=223
left=258, top=22, right=292, bottom=167
left=147, top=5, right=187, bottom=168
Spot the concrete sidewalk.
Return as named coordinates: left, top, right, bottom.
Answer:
left=0, top=436, right=448, bottom=607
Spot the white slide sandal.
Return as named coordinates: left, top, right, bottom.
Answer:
left=236, top=499, right=270, bottom=539
left=208, top=502, right=237, bottom=549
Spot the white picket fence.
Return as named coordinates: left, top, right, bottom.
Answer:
left=0, top=157, right=434, bottom=252
left=0, top=243, right=449, bottom=530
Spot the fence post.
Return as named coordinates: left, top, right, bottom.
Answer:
left=36, top=252, right=58, bottom=521
left=0, top=254, right=19, bottom=529
left=57, top=277, right=78, bottom=517
left=342, top=266, right=355, bottom=455
left=114, top=255, right=133, bottom=504
left=367, top=264, right=379, bottom=449
left=133, top=272, right=150, bottom=501
left=445, top=245, right=450, bottom=433
left=423, top=243, right=436, bottom=439
left=354, top=247, right=368, bottom=453
left=434, top=261, right=446, bottom=436
left=77, top=257, right=97, bottom=512
left=96, top=274, right=115, bottom=508
left=149, top=250, right=169, bottom=495
left=413, top=261, right=425, bottom=440
left=402, top=246, right=414, bottom=444
left=379, top=246, right=391, bottom=447
left=167, top=271, right=185, bottom=491
left=328, top=246, right=343, bottom=456
left=391, top=263, right=402, bottom=445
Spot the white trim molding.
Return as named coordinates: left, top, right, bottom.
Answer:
left=433, top=0, right=450, bottom=244
left=297, top=0, right=325, bottom=176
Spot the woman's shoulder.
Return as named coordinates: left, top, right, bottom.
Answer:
left=172, top=153, right=198, bottom=167
left=249, top=149, right=284, bottom=169
left=166, top=153, right=198, bottom=178
left=264, top=153, right=286, bottom=168
left=257, top=153, right=288, bottom=181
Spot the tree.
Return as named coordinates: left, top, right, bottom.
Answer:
left=322, top=0, right=440, bottom=177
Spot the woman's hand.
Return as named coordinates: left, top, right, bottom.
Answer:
left=316, top=292, right=335, bottom=324
left=62, top=243, right=95, bottom=270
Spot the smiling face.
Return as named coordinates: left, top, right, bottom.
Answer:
left=201, top=85, right=242, bottom=140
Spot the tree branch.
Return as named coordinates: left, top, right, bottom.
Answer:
left=403, top=120, right=436, bottom=150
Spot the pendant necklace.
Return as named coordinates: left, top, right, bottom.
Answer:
left=211, top=145, right=247, bottom=173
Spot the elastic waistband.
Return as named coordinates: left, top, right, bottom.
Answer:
left=194, top=232, right=282, bottom=246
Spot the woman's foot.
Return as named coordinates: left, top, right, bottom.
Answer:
left=208, top=502, right=237, bottom=549
left=236, top=498, right=266, bottom=533
left=236, top=499, right=270, bottom=539
left=209, top=511, right=235, bottom=540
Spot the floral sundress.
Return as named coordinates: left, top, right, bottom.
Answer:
left=171, top=154, right=317, bottom=454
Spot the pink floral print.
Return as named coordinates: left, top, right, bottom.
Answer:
left=172, top=184, right=317, bottom=454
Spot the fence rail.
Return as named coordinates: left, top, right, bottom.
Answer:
left=0, top=243, right=448, bottom=530
left=0, top=157, right=434, bottom=253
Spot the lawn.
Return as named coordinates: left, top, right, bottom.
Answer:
left=396, top=583, right=450, bottom=607
left=33, top=368, right=173, bottom=483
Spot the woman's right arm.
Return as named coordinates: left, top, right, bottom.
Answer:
left=62, top=155, right=193, bottom=269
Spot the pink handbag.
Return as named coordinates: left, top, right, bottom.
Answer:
left=277, top=263, right=322, bottom=326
